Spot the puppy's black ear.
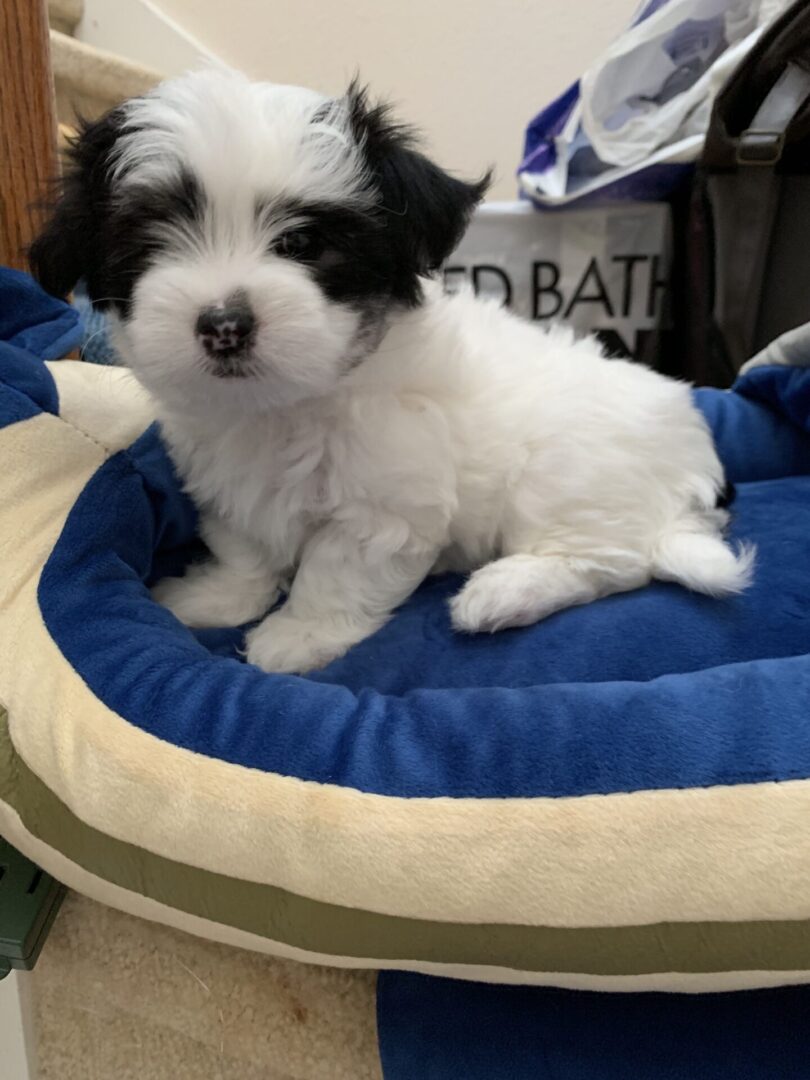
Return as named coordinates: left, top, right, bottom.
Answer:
left=29, top=106, right=126, bottom=299
left=347, top=82, right=490, bottom=280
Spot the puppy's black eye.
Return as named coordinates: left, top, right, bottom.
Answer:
left=276, top=229, right=322, bottom=261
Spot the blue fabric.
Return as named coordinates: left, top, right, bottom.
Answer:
left=0, top=267, right=82, bottom=361
left=735, top=365, right=810, bottom=437
left=694, top=385, right=810, bottom=483
left=0, top=342, right=59, bottom=420
left=377, top=974, right=810, bottom=1080
left=72, top=281, right=121, bottom=365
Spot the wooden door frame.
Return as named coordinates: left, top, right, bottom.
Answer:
left=0, top=0, right=58, bottom=270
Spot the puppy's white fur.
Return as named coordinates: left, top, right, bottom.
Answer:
left=149, top=287, right=751, bottom=674
left=101, top=71, right=751, bottom=673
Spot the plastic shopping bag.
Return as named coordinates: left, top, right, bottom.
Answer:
left=520, top=0, right=789, bottom=206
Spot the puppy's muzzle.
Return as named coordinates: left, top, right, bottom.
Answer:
left=196, top=290, right=256, bottom=373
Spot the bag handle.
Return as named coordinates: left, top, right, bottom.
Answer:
left=736, top=61, right=810, bottom=165
left=713, top=61, right=810, bottom=369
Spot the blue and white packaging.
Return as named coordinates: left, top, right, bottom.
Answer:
left=520, top=0, right=788, bottom=207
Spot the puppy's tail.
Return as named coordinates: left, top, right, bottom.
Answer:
left=652, top=526, right=755, bottom=597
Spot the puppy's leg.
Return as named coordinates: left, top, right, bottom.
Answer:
left=246, top=520, right=437, bottom=673
left=152, top=515, right=279, bottom=628
left=450, top=553, right=647, bottom=633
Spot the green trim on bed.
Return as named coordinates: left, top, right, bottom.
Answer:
left=2, top=707, right=810, bottom=975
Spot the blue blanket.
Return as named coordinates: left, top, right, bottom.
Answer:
left=0, top=267, right=82, bottom=362
left=378, top=974, right=810, bottom=1079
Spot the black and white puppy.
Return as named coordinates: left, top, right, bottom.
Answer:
left=31, top=69, right=752, bottom=674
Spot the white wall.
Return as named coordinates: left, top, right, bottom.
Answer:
left=143, top=0, right=640, bottom=199
left=78, top=0, right=220, bottom=79
left=0, top=972, right=37, bottom=1080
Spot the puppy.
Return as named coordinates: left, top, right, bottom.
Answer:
left=31, top=69, right=753, bottom=674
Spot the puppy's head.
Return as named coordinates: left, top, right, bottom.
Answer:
left=31, top=69, right=488, bottom=413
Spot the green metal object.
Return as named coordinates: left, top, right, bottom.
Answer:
left=0, top=838, right=64, bottom=979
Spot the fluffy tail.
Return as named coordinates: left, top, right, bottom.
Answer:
left=652, top=529, right=755, bottom=597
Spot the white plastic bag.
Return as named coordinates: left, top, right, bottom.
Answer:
left=520, top=0, right=789, bottom=207
left=581, top=0, right=786, bottom=168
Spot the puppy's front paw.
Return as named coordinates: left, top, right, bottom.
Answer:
left=152, top=568, right=277, bottom=628
left=245, top=613, right=369, bottom=674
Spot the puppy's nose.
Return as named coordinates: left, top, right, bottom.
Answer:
left=195, top=292, right=255, bottom=357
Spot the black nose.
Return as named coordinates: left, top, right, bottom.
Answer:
left=195, top=292, right=255, bottom=358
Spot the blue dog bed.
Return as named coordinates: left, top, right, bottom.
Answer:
left=1, top=267, right=810, bottom=990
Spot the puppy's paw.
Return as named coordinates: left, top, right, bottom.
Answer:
left=450, top=557, right=547, bottom=633
left=244, top=613, right=374, bottom=674
left=449, top=576, right=504, bottom=634
left=152, top=568, right=278, bottom=628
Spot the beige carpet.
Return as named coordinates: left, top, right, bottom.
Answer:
left=30, top=892, right=381, bottom=1080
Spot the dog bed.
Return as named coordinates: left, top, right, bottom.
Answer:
left=2, top=268, right=810, bottom=990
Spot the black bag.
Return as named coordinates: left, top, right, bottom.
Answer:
left=671, top=0, right=810, bottom=387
